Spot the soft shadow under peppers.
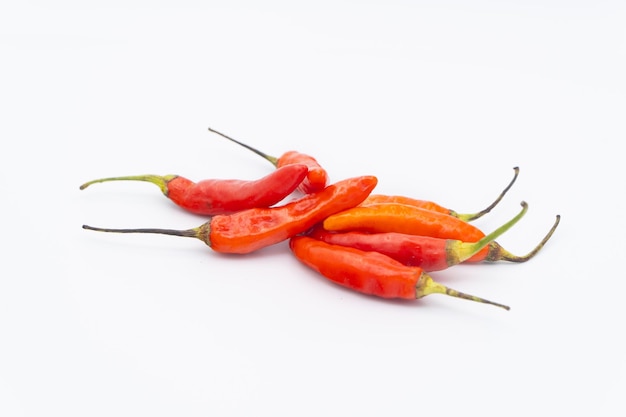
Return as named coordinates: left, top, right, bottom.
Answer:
left=82, top=175, right=378, bottom=254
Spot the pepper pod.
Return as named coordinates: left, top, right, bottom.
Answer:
left=309, top=201, right=534, bottom=271
left=83, top=175, right=378, bottom=254
left=361, top=166, right=520, bottom=222
left=208, top=127, right=329, bottom=194
left=322, top=201, right=560, bottom=264
left=79, top=163, right=309, bottom=216
left=289, top=236, right=510, bottom=310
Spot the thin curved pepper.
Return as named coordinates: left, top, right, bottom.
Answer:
left=322, top=202, right=560, bottom=263
left=360, top=167, right=519, bottom=222
left=82, top=175, right=378, bottom=254
left=79, top=164, right=309, bottom=216
left=309, top=201, right=529, bottom=271
left=289, top=236, right=509, bottom=310
left=208, top=127, right=329, bottom=194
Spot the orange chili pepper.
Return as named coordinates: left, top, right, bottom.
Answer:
left=208, top=127, right=329, bottom=194
left=82, top=175, right=377, bottom=254
left=360, top=167, right=519, bottom=222
left=322, top=202, right=560, bottom=263
left=289, top=236, right=509, bottom=310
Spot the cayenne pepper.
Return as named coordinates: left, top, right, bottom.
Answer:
left=82, top=175, right=377, bottom=254
left=208, top=127, right=329, bottom=194
left=79, top=164, right=308, bottom=216
left=322, top=202, right=560, bottom=263
left=308, top=201, right=529, bottom=271
left=360, top=167, right=520, bottom=222
left=289, top=236, right=510, bottom=310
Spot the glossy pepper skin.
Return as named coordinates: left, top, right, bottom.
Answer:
left=205, top=175, right=376, bottom=253
left=361, top=194, right=454, bottom=214
left=208, top=127, right=329, bottom=194
left=275, top=151, right=328, bottom=194
left=291, top=235, right=418, bottom=299
left=323, top=203, right=485, bottom=240
left=289, top=236, right=509, bottom=310
left=79, top=164, right=309, bottom=216
left=359, top=167, right=520, bottom=222
left=83, top=175, right=378, bottom=254
left=322, top=202, right=560, bottom=265
left=308, top=228, right=462, bottom=271
left=307, top=200, right=529, bottom=271
left=322, top=202, right=493, bottom=262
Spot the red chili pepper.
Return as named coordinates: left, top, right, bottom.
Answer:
left=309, top=201, right=529, bottom=271
left=208, top=127, right=329, bottom=194
left=79, top=164, right=309, bottom=216
left=289, top=236, right=510, bottom=310
left=361, top=167, right=519, bottom=222
left=82, top=175, right=378, bottom=254
left=322, top=202, right=560, bottom=263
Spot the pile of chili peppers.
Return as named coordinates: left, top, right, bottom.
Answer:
left=81, top=128, right=560, bottom=311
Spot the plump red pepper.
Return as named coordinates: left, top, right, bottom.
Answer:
left=289, top=236, right=509, bottom=310
left=208, top=127, right=329, bottom=194
left=322, top=202, right=560, bottom=263
left=82, top=175, right=378, bottom=254
left=360, top=167, right=519, bottom=222
left=79, top=164, right=309, bottom=216
left=308, top=201, right=529, bottom=271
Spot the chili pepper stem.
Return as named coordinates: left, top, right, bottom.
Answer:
left=82, top=224, right=210, bottom=246
left=417, top=274, right=510, bottom=311
left=486, top=214, right=561, bottom=262
left=456, top=167, right=520, bottom=222
left=448, top=201, right=528, bottom=264
left=79, top=175, right=177, bottom=195
left=208, top=127, right=279, bottom=166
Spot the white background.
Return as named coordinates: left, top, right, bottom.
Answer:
left=2, top=1, right=625, bottom=416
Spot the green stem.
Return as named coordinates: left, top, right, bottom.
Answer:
left=417, top=274, right=510, bottom=311
left=81, top=223, right=214, bottom=248
left=491, top=214, right=561, bottom=262
left=82, top=224, right=199, bottom=238
left=456, top=167, right=520, bottom=222
left=79, top=174, right=177, bottom=195
left=450, top=201, right=528, bottom=264
left=208, top=127, right=279, bottom=166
